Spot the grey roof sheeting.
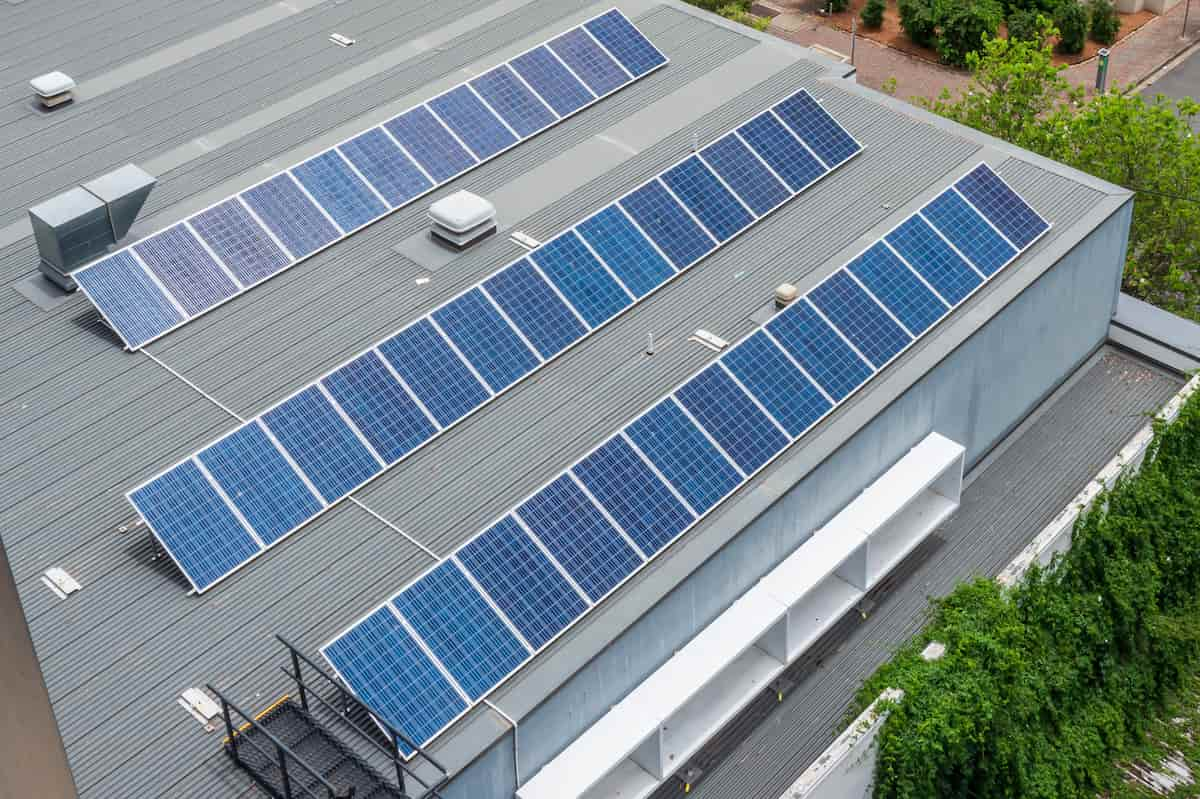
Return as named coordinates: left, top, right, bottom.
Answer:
left=0, top=1, right=1131, bottom=796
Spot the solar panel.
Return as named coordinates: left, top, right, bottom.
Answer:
left=772, top=90, right=862, bottom=168
left=128, top=88, right=857, bottom=598
left=846, top=242, right=948, bottom=336
left=808, top=270, right=912, bottom=368
left=319, top=164, right=1050, bottom=755
left=132, top=224, right=239, bottom=314
left=483, top=259, right=588, bottom=358
left=625, top=399, right=742, bottom=513
left=431, top=288, right=540, bottom=392
left=660, top=155, right=755, bottom=242
left=573, top=436, right=694, bottom=556
left=377, top=320, right=491, bottom=428
left=700, top=133, right=791, bottom=216
left=321, top=351, right=438, bottom=463
left=197, top=422, right=324, bottom=546
left=338, top=128, right=433, bottom=208
left=290, top=150, right=387, bottom=232
left=886, top=214, right=983, bottom=305
left=737, top=112, right=827, bottom=192
left=189, top=199, right=291, bottom=285
left=241, top=174, right=340, bottom=257
left=619, top=179, right=715, bottom=269
left=575, top=206, right=674, bottom=298
left=261, top=386, right=382, bottom=503
left=920, top=189, right=1015, bottom=277
left=584, top=8, right=668, bottom=76
left=72, top=9, right=667, bottom=351
left=675, top=364, right=790, bottom=474
left=470, top=65, right=557, bottom=138
left=510, top=46, right=594, bottom=117
left=457, top=516, right=588, bottom=650
left=548, top=27, right=628, bottom=96
left=530, top=232, right=632, bottom=327
left=954, top=163, right=1050, bottom=248
left=516, top=475, right=642, bottom=601
left=427, top=86, right=519, bottom=161
left=392, top=561, right=529, bottom=700
left=721, top=331, right=832, bottom=437
left=766, top=298, right=875, bottom=402
left=321, top=607, right=467, bottom=756
left=73, top=251, right=184, bottom=349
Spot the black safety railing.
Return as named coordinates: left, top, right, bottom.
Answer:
left=276, top=636, right=449, bottom=799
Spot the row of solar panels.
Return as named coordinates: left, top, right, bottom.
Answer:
left=126, top=87, right=864, bottom=594
left=72, top=8, right=668, bottom=350
left=319, top=162, right=1051, bottom=755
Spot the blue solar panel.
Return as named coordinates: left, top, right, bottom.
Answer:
left=338, top=128, right=433, bottom=208
left=393, top=561, right=528, bottom=700
left=626, top=399, right=743, bottom=513
left=321, top=351, right=437, bottom=463
left=290, top=150, right=387, bottom=233
left=955, top=164, right=1049, bottom=249
left=483, top=259, right=587, bottom=358
left=808, top=271, right=912, bottom=368
left=128, top=461, right=260, bottom=592
left=197, top=422, right=323, bottom=545
left=738, top=113, right=827, bottom=193
left=619, top=180, right=715, bottom=269
left=74, top=251, right=183, bottom=349
left=457, top=516, right=587, bottom=650
left=722, top=331, right=832, bottom=437
left=887, top=214, right=984, bottom=304
left=428, top=86, right=518, bottom=161
left=846, top=242, right=947, bottom=336
left=700, top=134, right=790, bottom=216
left=133, top=224, right=238, bottom=314
left=190, top=199, right=291, bottom=286
left=378, top=320, right=490, bottom=427
left=548, top=28, right=628, bottom=96
left=772, top=91, right=861, bottom=168
left=516, top=475, right=641, bottom=601
left=573, top=436, right=694, bottom=556
left=261, top=386, right=382, bottom=503
left=470, top=65, right=557, bottom=138
left=510, top=46, right=594, bottom=117
left=530, top=232, right=632, bottom=327
left=920, top=189, right=1016, bottom=277
left=432, top=288, right=540, bottom=392
left=242, top=174, right=340, bottom=258
left=322, top=607, right=466, bottom=753
left=584, top=9, right=667, bottom=77
left=676, top=364, right=791, bottom=474
left=661, top=156, right=754, bottom=241
left=765, top=299, right=874, bottom=402
left=384, top=106, right=477, bottom=183
left=575, top=206, right=674, bottom=298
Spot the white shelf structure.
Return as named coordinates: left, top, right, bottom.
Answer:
left=516, top=432, right=965, bottom=799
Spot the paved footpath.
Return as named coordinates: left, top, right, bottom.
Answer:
left=770, top=0, right=1200, bottom=102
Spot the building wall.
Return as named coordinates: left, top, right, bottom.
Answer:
left=440, top=203, right=1132, bottom=799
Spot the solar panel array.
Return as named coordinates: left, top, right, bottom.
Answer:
left=126, top=88, right=864, bottom=594
left=72, top=9, right=667, bottom=350
left=319, top=162, right=1050, bottom=755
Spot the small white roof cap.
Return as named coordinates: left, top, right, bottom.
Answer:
left=30, top=71, right=76, bottom=97
left=429, top=190, right=495, bottom=233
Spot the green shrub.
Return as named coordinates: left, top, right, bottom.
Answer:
left=898, top=0, right=939, bottom=46
left=1054, top=0, right=1089, bottom=52
left=936, top=0, right=1004, bottom=65
left=1088, top=0, right=1120, bottom=43
left=1006, top=8, right=1042, bottom=41
left=862, top=0, right=887, bottom=27
left=828, top=0, right=851, bottom=13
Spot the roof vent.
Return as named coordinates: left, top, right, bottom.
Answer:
left=429, top=190, right=496, bottom=250
left=775, top=282, right=799, bottom=309
left=30, top=71, right=75, bottom=108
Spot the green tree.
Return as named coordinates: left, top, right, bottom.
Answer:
left=935, top=0, right=1005, bottom=66
left=862, top=0, right=887, bottom=28
left=1088, top=0, right=1120, bottom=43
left=1005, top=8, right=1043, bottom=42
left=898, top=0, right=939, bottom=46
left=1054, top=0, right=1089, bottom=52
